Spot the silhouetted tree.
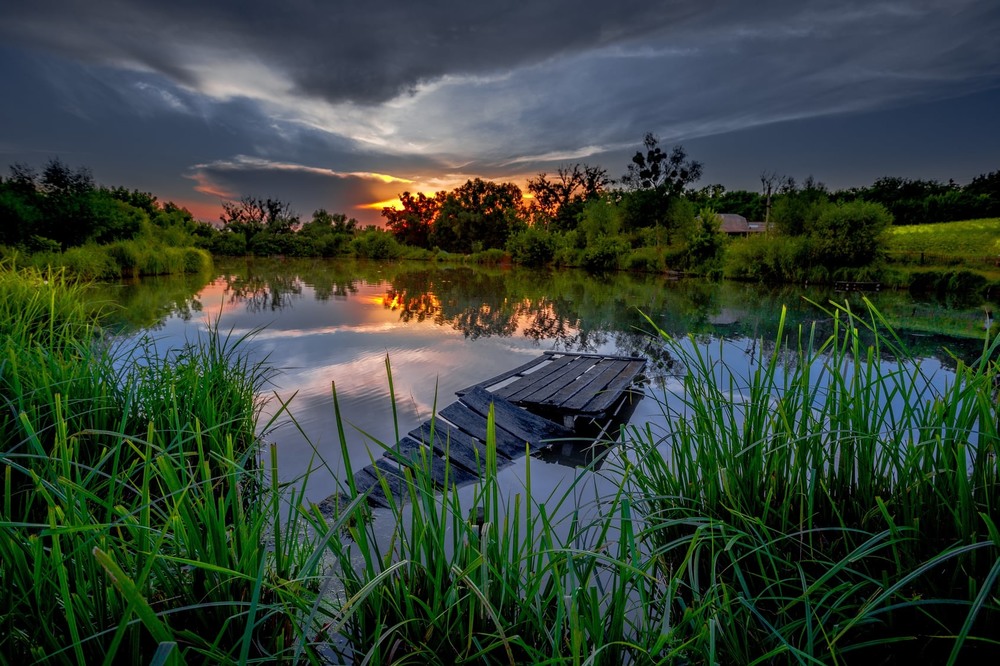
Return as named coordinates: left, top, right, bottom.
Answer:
left=622, top=133, right=702, bottom=196
left=382, top=191, right=439, bottom=248
left=620, top=133, right=702, bottom=242
left=431, top=178, right=525, bottom=253
left=220, top=195, right=299, bottom=244
left=527, top=163, right=610, bottom=232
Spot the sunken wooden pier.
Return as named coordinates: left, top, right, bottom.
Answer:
left=319, top=352, right=646, bottom=512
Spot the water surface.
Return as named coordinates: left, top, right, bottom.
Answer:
left=95, top=258, right=993, bottom=506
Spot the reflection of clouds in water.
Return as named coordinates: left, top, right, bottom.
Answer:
left=118, top=260, right=978, bottom=521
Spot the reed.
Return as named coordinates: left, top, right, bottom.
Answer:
left=625, top=299, right=1000, bottom=661
left=4, top=261, right=997, bottom=663
left=0, top=264, right=331, bottom=664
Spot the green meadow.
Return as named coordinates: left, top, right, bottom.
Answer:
left=887, top=218, right=1000, bottom=264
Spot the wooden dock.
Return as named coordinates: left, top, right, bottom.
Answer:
left=319, top=352, right=646, bottom=512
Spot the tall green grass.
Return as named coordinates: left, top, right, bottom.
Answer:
left=3, top=240, right=212, bottom=280
left=0, top=264, right=330, bottom=664
left=309, top=376, right=695, bottom=665
left=3, top=261, right=998, bottom=663
left=626, top=299, right=1000, bottom=661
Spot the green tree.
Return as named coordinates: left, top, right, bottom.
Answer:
left=620, top=133, right=702, bottom=242
left=220, top=196, right=299, bottom=247
left=807, top=200, right=892, bottom=268
left=527, top=163, right=609, bottom=232
left=770, top=176, right=829, bottom=236
left=431, top=179, right=525, bottom=253
left=39, top=158, right=98, bottom=246
left=381, top=191, right=439, bottom=248
left=686, top=207, right=726, bottom=269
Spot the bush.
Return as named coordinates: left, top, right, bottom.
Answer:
left=211, top=231, right=248, bottom=256
left=724, top=235, right=810, bottom=283
left=350, top=228, right=403, bottom=260
left=624, top=246, right=664, bottom=272
left=470, top=248, right=508, bottom=265
left=808, top=200, right=892, bottom=268
left=581, top=236, right=628, bottom=272
left=507, top=227, right=556, bottom=267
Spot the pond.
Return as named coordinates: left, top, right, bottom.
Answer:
left=94, top=257, right=994, bottom=508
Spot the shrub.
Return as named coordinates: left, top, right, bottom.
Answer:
left=724, top=234, right=809, bottom=283
left=350, top=228, right=403, bottom=260
left=470, top=248, right=508, bottom=265
left=623, top=246, right=664, bottom=272
left=808, top=199, right=893, bottom=268
left=507, top=226, right=556, bottom=267
left=581, top=236, right=628, bottom=272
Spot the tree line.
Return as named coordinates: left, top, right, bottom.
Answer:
left=3, top=139, right=998, bottom=282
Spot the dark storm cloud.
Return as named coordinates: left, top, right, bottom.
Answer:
left=0, top=0, right=708, bottom=105
left=1, top=0, right=998, bottom=220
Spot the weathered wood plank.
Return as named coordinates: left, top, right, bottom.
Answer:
left=455, top=355, right=549, bottom=395
left=409, top=422, right=486, bottom=474
left=543, top=351, right=643, bottom=362
left=384, top=436, right=479, bottom=487
left=459, top=386, right=574, bottom=450
left=576, top=360, right=646, bottom=414
left=438, top=402, right=527, bottom=459
left=494, top=354, right=580, bottom=401
left=502, top=355, right=593, bottom=403
left=540, top=359, right=626, bottom=410
left=349, top=466, right=392, bottom=509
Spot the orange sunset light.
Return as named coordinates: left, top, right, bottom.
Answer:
left=360, top=198, right=404, bottom=211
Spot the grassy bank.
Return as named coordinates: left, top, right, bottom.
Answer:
left=6, top=240, right=212, bottom=280
left=2, top=264, right=998, bottom=663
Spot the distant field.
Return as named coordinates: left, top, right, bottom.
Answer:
left=888, top=218, right=1000, bottom=257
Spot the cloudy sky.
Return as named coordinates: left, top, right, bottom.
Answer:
left=1, top=1, right=998, bottom=224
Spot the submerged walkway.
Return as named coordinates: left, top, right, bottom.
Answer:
left=319, top=352, right=646, bottom=512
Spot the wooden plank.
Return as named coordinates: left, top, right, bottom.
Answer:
left=502, top=355, right=592, bottom=403
left=576, top=360, right=646, bottom=414
left=494, top=354, right=580, bottom=401
left=543, top=351, right=643, bottom=361
left=349, top=466, right=392, bottom=509
left=455, top=355, right=549, bottom=395
left=541, top=359, right=628, bottom=411
left=438, top=402, right=527, bottom=459
left=409, top=421, right=488, bottom=474
left=459, top=386, right=574, bottom=450
left=384, top=436, right=476, bottom=487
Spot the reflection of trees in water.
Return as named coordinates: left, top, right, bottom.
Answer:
left=89, top=272, right=209, bottom=332
left=202, top=257, right=989, bottom=373
left=223, top=272, right=304, bottom=313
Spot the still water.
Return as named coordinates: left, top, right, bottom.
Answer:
left=95, top=257, right=992, bottom=507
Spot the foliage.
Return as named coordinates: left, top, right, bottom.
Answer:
left=350, top=226, right=404, bottom=260
left=623, top=246, right=664, bottom=272
left=769, top=175, right=829, bottom=236
left=16, top=238, right=212, bottom=279
left=621, top=133, right=702, bottom=195
left=807, top=199, right=892, bottom=268
left=844, top=176, right=991, bottom=225
left=629, top=302, right=1000, bottom=662
left=689, top=184, right=765, bottom=221
left=724, top=233, right=812, bottom=283
left=526, top=163, right=610, bottom=232
left=382, top=191, right=439, bottom=248
left=581, top=236, right=629, bottom=272
left=219, top=195, right=299, bottom=246
left=431, top=178, right=526, bottom=253
left=684, top=207, right=726, bottom=270
left=0, top=265, right=332, bottom=663
left=507, top=226, right=557, bottom=267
